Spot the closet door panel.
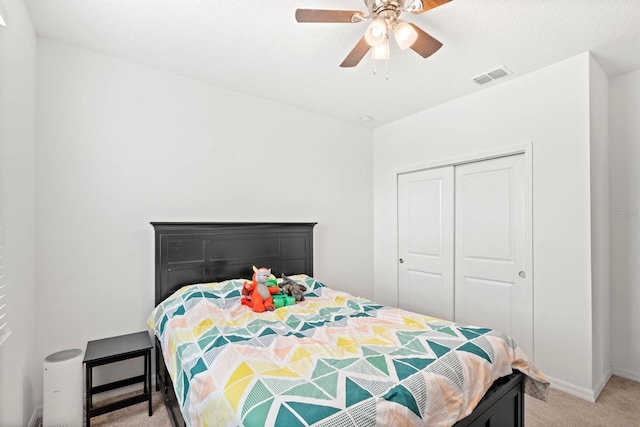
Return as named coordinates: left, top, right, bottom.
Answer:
left=398, top=167, right=454, bottom=320
left=454, top=154, right=532, bottom=355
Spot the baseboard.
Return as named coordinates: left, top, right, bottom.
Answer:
left=28, top=405, right=42, bottom=427
left=612, top=367, right=640, bottom=383
left=545, top=375, right=597, bottom=402
left=593, top=370, right=613, bottom=401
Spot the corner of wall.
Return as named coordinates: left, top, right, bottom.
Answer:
left=609, top=68, right=640, bottom=382
left=587, top=53, right=611, bottom=390
left=0, top=0, right=40, bottom=425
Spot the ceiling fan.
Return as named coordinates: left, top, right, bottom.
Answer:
left=295, top=0, right=452, bottom=67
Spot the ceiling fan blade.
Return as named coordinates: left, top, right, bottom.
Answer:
left=295, top=9, right=364, bottom=23
left=412, top=0, right=452, bottom=14
left=340, top=37, right=371, bottom=67
left=408, top=24, right=443, bottom=58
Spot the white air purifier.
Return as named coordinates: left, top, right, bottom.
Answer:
left=43, top=348, right=83, bottom=427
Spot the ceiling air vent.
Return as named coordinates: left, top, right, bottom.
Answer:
left=472, top=66, right=512, bottom=86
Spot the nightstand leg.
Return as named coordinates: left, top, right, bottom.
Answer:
left=147, top=351, right=152, bottom=416
left=85, top=363, right=92, bottom=427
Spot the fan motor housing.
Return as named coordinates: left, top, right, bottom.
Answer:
left=366, top=0, right=400, bottom=14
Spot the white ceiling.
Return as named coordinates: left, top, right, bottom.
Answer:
left=24, top=0, right=640, bottom=127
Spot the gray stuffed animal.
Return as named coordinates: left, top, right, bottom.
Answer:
left=279, top=274, right=307, bottom=302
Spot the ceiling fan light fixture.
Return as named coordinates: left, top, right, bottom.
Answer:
left=372, top=38, right=390, bottom=60
left=393, top=20, right=418, bottom=50
left=365, top=17, right=388, bottom=47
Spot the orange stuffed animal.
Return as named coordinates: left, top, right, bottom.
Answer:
left=241, top=266, right=280, bottom=312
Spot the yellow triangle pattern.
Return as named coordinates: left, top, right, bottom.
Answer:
left=224, top=376, right=252, bottom=413
left=226, top=361, right=254, bottom=387
left=193, top=318, right=214, bottom=337
left=403, top=317, right=423, bottom=328
left=290, top=347, right=312, bottom=363
left=337, top=337, right=358, bottom=353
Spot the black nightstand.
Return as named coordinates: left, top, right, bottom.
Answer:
left=83, top=331, right=153, bottom=426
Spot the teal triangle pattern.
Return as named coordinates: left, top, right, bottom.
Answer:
left=243, top=398, right=274, bottom=427
left=242, top=380, right=272, bottom=417
left=350, top=376, right=397, bottom=398
left=345, top=359, right=385, bottom=377
left=198, top=335, right=215, bottom=350
left=274, top=405, right=305, bottom=427
left=189, top=358, right=207, bottom=379
left=401, top=357, right=435, bottom=371
left=263, top=378, right=304, bottom=396
left=347, top=300, right=361, bottom=311
left=437, top=326, right=458, bottom=337
left=288, top=402, right=342, bottom=425
left=210, top=336, right=228, bottom=349
left=285, top=382, right=331, bottom=401
left=314, top=372, right=339, bottom=399
left=361, top=346, right=379, bottom=357
left=365, top=355, right=389, bottom=375
left=246, top=320, right=266, bottom=334
left=225, top=289, right=241, bottom=298
left=227, top=334, right=247, bottom=343
left=405, top=338, right=428, bottom=353
left=382, top=384, right=422, bottom=419
left=285, top=316, right=302, bottom=329
left=393, top=359, right=418, bottom=381
left=259, top=327, right=277, bottom=337
left=322, top=358, right=359, bottom=370
left=159, top=315, right=168, bottom=335
left=458, top=327, right=492, bottom=340
left=346, top=377, right=374, bottom=407
left=311, top=359, right=337, bottom=378
left=181, top=371, right=189, bottom=404
left=396, top=331, right=425, bottom=345
left=457, top=342, right=492, bottom=363
left=426, top=340, right=451, bottom=358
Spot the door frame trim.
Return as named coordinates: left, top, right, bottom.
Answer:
left=395, top=142, right=534, bottom=360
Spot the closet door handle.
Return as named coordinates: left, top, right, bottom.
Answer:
left=519, top=271, right=526, bottom=278
left=399, top=258, right=404, bottom=264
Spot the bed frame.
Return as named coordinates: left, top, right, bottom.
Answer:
left=151, top=222, right=524, bottom=427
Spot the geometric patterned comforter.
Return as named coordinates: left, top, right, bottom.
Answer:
left=148, top=275, right=548, bottom=427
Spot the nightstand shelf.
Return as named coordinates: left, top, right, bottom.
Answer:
left=83, top=331, right=153, bottom=426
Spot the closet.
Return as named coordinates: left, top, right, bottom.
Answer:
left=398, top=154, right=533, bottom=355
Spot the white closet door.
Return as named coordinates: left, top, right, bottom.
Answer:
left=398, top=167, right=454, bottom=320
left=454, top=154, right=532, bottom=355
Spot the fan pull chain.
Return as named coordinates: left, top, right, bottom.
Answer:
left=371, top=59, right=389, bottom=80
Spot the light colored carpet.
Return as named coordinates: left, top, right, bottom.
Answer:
left=526, top=375, right=640, bottom=426
left=88, top=391, right=172, bottom=427
left=87, top=375, right=640, bottom=426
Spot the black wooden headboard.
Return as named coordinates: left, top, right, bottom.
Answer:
left=151, top=222, right=316, bottom=306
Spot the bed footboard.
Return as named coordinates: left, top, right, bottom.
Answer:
left=453, top=372, right=525, bottom=427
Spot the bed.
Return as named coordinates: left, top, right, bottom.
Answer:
left=148, top=222, right=548, bottom=427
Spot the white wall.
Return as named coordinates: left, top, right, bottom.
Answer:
left=588, top=55, right=611, bottom=396
left=373, top=53, right=598, bottom=397
left=610, top=68, right=640, bottom=382
left=36, top=39, right=373, bottom=399
left=0, top=0, right=39, bottom=425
